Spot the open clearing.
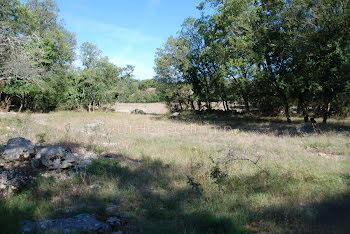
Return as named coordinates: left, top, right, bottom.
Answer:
left=1, top=111, right=350, bottom=233
left=114, top=103, right=169, bottom=114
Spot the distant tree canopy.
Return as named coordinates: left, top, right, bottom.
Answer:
left=154, top=0, right=350, bottom=122
left=1, top=0, right=349, bottom=120
left=0, top=0, right=164, bottom=112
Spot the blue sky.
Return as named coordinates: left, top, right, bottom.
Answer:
left=54, top=0, right=202, bottom=80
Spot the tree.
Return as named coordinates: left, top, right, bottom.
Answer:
left=307, top=0, right=350, bottom=122
left=0, top=22, right=45, bottom=84
left=208, top=0, right=259, bottom=112
left=80, top=42, right=102, bottom=70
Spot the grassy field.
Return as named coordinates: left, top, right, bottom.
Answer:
left=1, top=111, right=350, bottom=233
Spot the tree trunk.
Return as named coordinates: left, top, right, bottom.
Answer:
left=222, top=100, right=227, bottom=111
left=88, top=103, right=91, bottom=112
left=322, top=103, right=331, bottom=123
left=243, top=96, right=250, bottom=112
left=197, top=101, right=201, bottom=111
left=206, top=100, right=210, bottom=110
left=225, top=101, right=229, bottom=111
left=190, top=100, right=195, bottom=110
left=285, top=103, right=291, bottom=123
left=302, top=104, right=309, bottom=123
left=18, top=103, right=23, bottom=113
left=298, top=97, right=309, bottom=123
left=4, top=96, right=10, bottom=112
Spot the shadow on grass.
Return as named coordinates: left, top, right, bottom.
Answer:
left=80, top=155, right=350, bottom=233
left=220, top=168, right=350, bottom=233
left=0, top=153, right=244, bottom=233
left=2, top=145, right=350, bottom=233
left=246, top=192, right=350, bottom=233
left=153, top=111, right=350, bottom=135
left=85, top=156, right=245, bottom=233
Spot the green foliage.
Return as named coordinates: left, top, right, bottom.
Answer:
left=86, top=144, right=104, bottom=154
left=86, top=158, right=121, bottom=177
left=1, top=0, right=349, bottom=120
left=36, top=132, right=47, bottom=143
left=154, top=0, right=349, bottom=121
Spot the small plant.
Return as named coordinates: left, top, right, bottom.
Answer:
left=86, top=158, right=119, bottom=176
left=86, top=144, right=104, bottom=154
left=36, top=133, right=46, bottom=143
left=186, top=175, right=203, bottom=195
left=210, top=164, right=228, bottom=190
left=224, top=147, right=270, bottom=176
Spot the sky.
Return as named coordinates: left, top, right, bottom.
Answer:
left=53, top=0, right=202, bottom=80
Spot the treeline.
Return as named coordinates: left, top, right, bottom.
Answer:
left=154, top=0, right=350, bottom=122
left=0, top=0, right=163, bottom=113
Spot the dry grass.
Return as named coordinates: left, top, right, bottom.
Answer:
left=0, top=111, right=350, bottom=233
left=114, top=103, right=169, bottom=114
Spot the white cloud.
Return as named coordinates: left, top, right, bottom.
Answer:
left=68, top=15, right=161, bottom=45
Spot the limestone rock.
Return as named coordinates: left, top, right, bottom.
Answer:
left=39, top=146, right=78, bottom=169
left=131, top=109, right=146, bottom=115
left=22, top=214, right=112, bottom=233
left=0, top=167, right=32, bottom=196
left=106, top=217, right=121, bottom=227
left=0, top=137, right=35, bottom=162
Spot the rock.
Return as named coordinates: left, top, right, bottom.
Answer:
left=89, top=184, right=101, bottom=189
left=0, top=167, right=32, bottom=196
left=170, top=112, right=180, bottom=118
left=21, top=214, right=112, bottom=233
left=131, top=109, right=146, bottom=115
left=31, top=159, right=41, bottom=169
left=39, top=146, right=78, bottom=169
left=106, top=217, right=121, bottom=227
left=106, top=205, right=118, bottom=214
left=0, top=137, right=35, bottom=162
left=171, top=112, right=180, bottom=117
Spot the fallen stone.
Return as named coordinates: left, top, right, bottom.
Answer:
left=39, top=146, right=78, bottom=169
left=106, top=217, right=121, bottom=227
left=106, top=205, right=118, bottom=214
left=170, top=112, right=180, bottom=117
left=89, top=184, right=101, bottom=189
left=131, top=109, right=146, bottom=115
left=30, top=159, right=41, bottom=170
left=0, top=167, right=32, bottom=196
left=0, top=137, right=35, bottom=162
left=21, top=214, right=112, bottom=233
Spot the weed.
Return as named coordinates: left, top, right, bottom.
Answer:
left=86, top=159, right=119, bottom=176
left=36, top=133, right=47, bottom=143
left=186, top=175, right=203, bottom=195
left=210, top=164, right=228, bottom=190
left=86, top=145, right=104, bottom=154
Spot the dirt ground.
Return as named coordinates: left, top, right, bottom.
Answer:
left=113, top=103, right=169, bottom=114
